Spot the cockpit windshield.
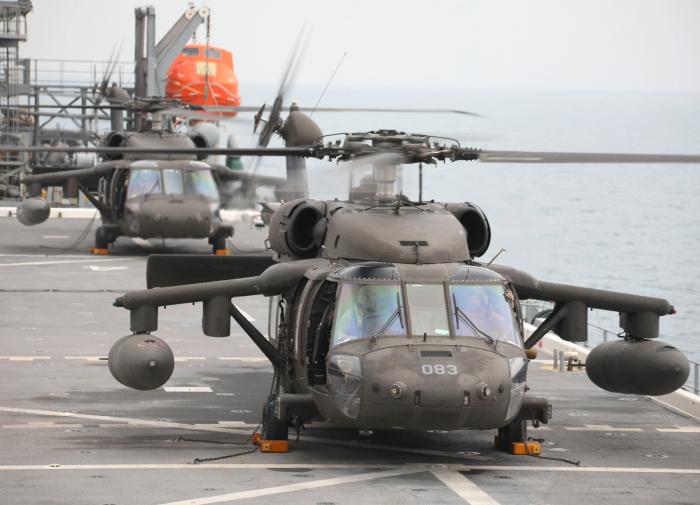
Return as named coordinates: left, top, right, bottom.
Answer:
left=127, top=169, right=161, bottom=199
left=126, top=168, right=219, bottom=201
left=449, top=283, right=521, bottom=346
left=331, top=283, right=406, bottom=346
left=184, top=170, right=219, bottom=200
left=405, top=284, right=450, bottom=336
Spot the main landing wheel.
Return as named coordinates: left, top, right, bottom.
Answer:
left=209, top=234, right=228, bottom=255
left=261, top=396, right=289, bottom=441
left=496, top=418, right=527, bottom=452
left=92, top=226, right=118, bottom=255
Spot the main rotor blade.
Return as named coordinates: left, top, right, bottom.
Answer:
left=3, top=103, right=482, bottom=118
left=1, top=146, right=314, bottom=157
left=477, top=150, right=700, bottom=164
left=307, top=107, right=482, bottom=117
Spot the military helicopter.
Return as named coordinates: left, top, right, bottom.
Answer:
left=12, top=39, right=479, bottom=254
left=93, top=102, right=699, bottom=453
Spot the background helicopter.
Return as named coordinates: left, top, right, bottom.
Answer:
left=10, top=32, right=481, bottom=254
left=90, top=104, right=699, bottom=453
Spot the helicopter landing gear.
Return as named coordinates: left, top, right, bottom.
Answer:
left=257, top=395, right=289, bottom=452
left=262, top=396, right=289, bottom=441
left=495, top=418, right=527, bottom=452
left=91, top=226, right=119, bottom=255
left=209, top=227, right=232, bottom=255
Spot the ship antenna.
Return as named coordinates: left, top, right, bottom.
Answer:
left=310, top=51, right=347, bottom=117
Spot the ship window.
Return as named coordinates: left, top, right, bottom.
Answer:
left=332, top=283, right=405, bottom=346
left=449, top=283, right=522, bottom=347
left=182, top=47, right=199, bottom=56
left=162, top=168, right=184, bottom=195
left=405, top=284, right=450, bottom=336
left=126, top=169, right=161, bottom=199
left=183, top=169, right=219, bottom=200
left=205, top=48, right=221, bottom=59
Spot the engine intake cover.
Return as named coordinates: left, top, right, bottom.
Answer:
left=445, top=202, right=491, bottom=258
left=268, top=199, right=326, bottom=258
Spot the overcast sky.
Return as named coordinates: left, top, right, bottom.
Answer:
left=22, top=0, right=700, bottom=95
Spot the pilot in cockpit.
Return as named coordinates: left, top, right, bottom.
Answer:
left=333, top=284, right=404, bottom=345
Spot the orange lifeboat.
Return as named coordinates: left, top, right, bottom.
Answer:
left=165, top=44, right=241, bottom=116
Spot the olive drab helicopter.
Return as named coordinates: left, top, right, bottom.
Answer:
left=12, top=38, right=480, bottom=254
left=90, top=102, right=700, bottom=453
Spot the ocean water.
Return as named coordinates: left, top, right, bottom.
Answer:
left=229, top=87, right=700, bottom=362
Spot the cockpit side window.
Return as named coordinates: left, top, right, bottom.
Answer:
left=449, top=283, right=522, bottom=347
left=405, top=284, right=450, bottom=337
left=331, top=283, right=406, bottom=347
left=183, top=170, right=219, bottom=201
left=126, top=169, right=161, bottom=199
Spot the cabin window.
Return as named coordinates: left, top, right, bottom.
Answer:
left=162, top=168, right=184, bottom=195
left=205, top=48, right=221, bottom=59
left=182, top=47, right=199, bottom=56
left=331, top=283, right=406, bottom=347
left=183, top=170, right=219, bottom=200
left=126, top=169, right=161, bottom=199
left=405, top=284, right=450, bottom=337
left=449, top=283, right=522, bottom=347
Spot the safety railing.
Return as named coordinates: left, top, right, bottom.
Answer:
left=29, top=59, right=135, bottom=89
left=520, top=300, right=699, bottom=395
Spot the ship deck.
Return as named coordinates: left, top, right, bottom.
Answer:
left=0, top=216, right=698, bottom=505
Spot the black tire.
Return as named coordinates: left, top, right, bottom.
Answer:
left=261, top=396, right=288, bottom=441
left=496, top=418, right=527, bottom=452
left=94, top=227, right=112, bottom=249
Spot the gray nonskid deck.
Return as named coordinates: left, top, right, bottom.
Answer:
left=0, top=217, right=698, bottom=505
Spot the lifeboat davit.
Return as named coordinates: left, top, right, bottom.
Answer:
left=165, top=44, right=241, bottom=116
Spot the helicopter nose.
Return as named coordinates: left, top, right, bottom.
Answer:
left=137, top=197, right=212, bottom=238
left=356, top=345, right=511, bottom=430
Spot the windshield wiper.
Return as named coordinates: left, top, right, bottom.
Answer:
left=452, top=293, right=495, bottom=345
left=369, top=305, right=403, bottom=340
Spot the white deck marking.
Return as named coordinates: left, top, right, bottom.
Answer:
left=163, top=387, right=212, bottom=393
left=42, top=235, right=70, bottom=239
left=0, top=254, right=86, bottom=258
left=193, top=421, right=260, bottom=429
left=432, top=469, right=501, bottom=505
left=64, top=356, right=104, bottom=362
left=174, top=357, right=207, bottom=362
left=0, top=463, right=397, bottom=471
left=218, top=357, right=267, bottom=363
left=565, top=424, right=643, bottom=432
left=657, top=426, right=700, bottom=433
left=2, top=422, right=83, bottom=429
left=236, top=308, right=255, bottom=322
left=131, top=237, right=155, bottom=249
left=156, top=467, right=423, bottom=505
left=0, top=356, right=51, bottom=361
left=0, top=406, right=251, bottom=436
left=84, top=265, right=127, bottom=272
left=0, top=257, right=131, bottom=267
left=0, top=464, right=697, bottom=474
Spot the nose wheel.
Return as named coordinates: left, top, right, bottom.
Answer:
left=91, top=226, right=119, bottom=255
left=209, top=225, right=233, bottom=255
